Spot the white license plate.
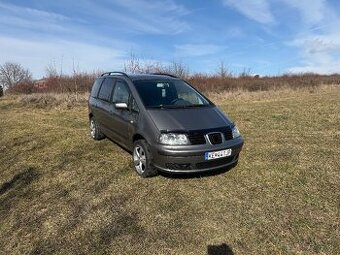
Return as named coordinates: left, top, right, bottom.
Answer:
left=204, top=149, right=232, bottom=160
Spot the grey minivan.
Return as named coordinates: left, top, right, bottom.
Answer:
left=88, top=72, right=244, bottom=177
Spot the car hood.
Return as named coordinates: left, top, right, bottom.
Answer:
left=147, top=106, right=233, bottom=131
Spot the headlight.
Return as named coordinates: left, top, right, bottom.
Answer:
left=159, top=133, right=189, bottom=145
left=232, top=126, right=241, bottom=139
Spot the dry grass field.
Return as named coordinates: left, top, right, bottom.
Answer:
left=0, top=85, right=339, bottom=254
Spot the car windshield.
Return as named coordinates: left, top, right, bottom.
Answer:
left=133, top=79, right=211, bottom=109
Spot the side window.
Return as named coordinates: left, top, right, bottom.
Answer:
left=98, top=78, right=114, bottom=101
left=131, top=97, right=139, bottom=112
left=90, top=78, right=104, bottom=98
left=112, top=80, right=130, bottom=104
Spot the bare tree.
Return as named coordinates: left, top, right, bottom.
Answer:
left=0, top=62, right=32, bottom=90
left=123, top=53, right=190, bottom=78
left=45, top=61, right=59, bottom=78
left=167, top=60, right=189, bottom=79
left=239, top=67, right=252, bottom=77
left=72, top=58, right=80, bottom=100
left=216, top=61, right=231, bottom=78
left=124, top=52, right=142, bottom=74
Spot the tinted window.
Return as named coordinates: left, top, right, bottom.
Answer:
left=112, top=80, right=130, bottom=104
left=98, top=78, right=114, bottom=101
left=133, top=80, right=211, bottom=108
left=90, top=78, right=104, bottom=98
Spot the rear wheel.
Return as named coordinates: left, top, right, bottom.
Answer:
left=89, top=117, right=105, bottom=140
left=133, top=139, right=158, bottom=177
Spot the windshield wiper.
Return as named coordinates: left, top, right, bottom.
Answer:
left=147, top=105, right=165, bottom=109
left=181, top=104, right=209, bottom=108
left=147, top=104, right=210, bottom=109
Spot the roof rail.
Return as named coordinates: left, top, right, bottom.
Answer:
left=101, top=71, right=129, bottom=77
left=151, top=73, right=178, bottom=78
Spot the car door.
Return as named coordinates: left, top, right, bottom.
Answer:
left=108, top=79, right=137, bottom=148
left=95, top=77, right=115, bottom=135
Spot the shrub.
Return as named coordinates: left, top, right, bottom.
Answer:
left=7, top=80, right=36, bottom=94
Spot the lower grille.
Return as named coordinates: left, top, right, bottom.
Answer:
left=196, top=156, right=235, bottom=169
left=165, top=163, right=192, bottom=170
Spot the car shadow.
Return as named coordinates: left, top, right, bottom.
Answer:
left=207, top=243, right=235, bottom=255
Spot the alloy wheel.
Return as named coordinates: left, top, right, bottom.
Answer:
left=133, top=145, right=146, bottom=174
left=90, top=119, right=96, bottom=138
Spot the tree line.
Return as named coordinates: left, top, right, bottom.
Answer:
left=1, top=59, right=340, bottom=96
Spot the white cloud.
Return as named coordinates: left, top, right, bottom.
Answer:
left=113, top=0, right=189, bottom=17
left=222, top=0, right=327, bottom=25
left=222, top=0, right=340, bottom=74
left=282, top=0, right=340, bottom=74
left=0, top=2, right=73, bottom=32
left=279, top=0, right=326, bottom=25
left=0, top=36, right=128, bottom=78
left=75, top=0, right=190, bottom=35
left=175, top=44, right=225, bottom=57
left=118, top=0, right=190, bottom=34
left=0, top=2, right=69, bottom=22
left=289, top=35, right=340, bottom=54
left=0, top=1, right=190, bottom=78
left=223, top=0, right=274, bottom=24
left=0, top=0, right=189, bottom=36
left=287, top=33, right=340, bottom=74
left=288, top=58, right=340, bottom=74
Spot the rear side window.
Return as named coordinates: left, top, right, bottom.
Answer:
left=98, top=78, right=114, bottom=101
left=112, top=80, right=130, bottom=104
left=90, top=78, right=104, bottom=98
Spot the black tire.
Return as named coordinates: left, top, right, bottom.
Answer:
left=132, top=139, right=158, bottom=177
left=89, top=117, right=105, bottom=140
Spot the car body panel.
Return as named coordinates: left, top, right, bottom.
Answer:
left=146, top=106, right=232, bottom=131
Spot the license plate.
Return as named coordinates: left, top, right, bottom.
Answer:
left=205, top=149, right=232, bottom=160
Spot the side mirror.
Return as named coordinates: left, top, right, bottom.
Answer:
left=115, top=102, right=128, bottom=109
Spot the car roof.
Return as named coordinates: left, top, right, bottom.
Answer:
left=99, top=72, right=179, bottom=81
left=128, top=74, right=178, bottom=81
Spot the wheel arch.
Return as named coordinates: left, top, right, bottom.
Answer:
left=133, top=133, right=145, bottom=142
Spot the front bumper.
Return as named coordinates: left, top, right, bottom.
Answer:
left=151, top=136, right=244, bottom=173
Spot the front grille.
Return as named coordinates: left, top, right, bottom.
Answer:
left=208, top=133, right=222, bottom=145
left=187, top=127, right=233, bottom=145
left=188, top=133, right=206, bottom=145
left=196, top=156, right=234, bottom=169
left=165, top=163, right=192, bottom=170
left=224, top=129, right=233, bottom=141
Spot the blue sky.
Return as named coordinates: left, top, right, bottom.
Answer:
left=1, top=0, right=340, bottom=78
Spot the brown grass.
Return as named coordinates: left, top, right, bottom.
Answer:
left=0, top=85, right=339, bottom=254
left=187, top=73, right=340, bottom=93
left=17, top=93, right=89, bottom=108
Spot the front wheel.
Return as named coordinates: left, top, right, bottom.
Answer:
left=89, top=117, right=105, bottom=140
left=133, top=140, right=158, bottom=177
